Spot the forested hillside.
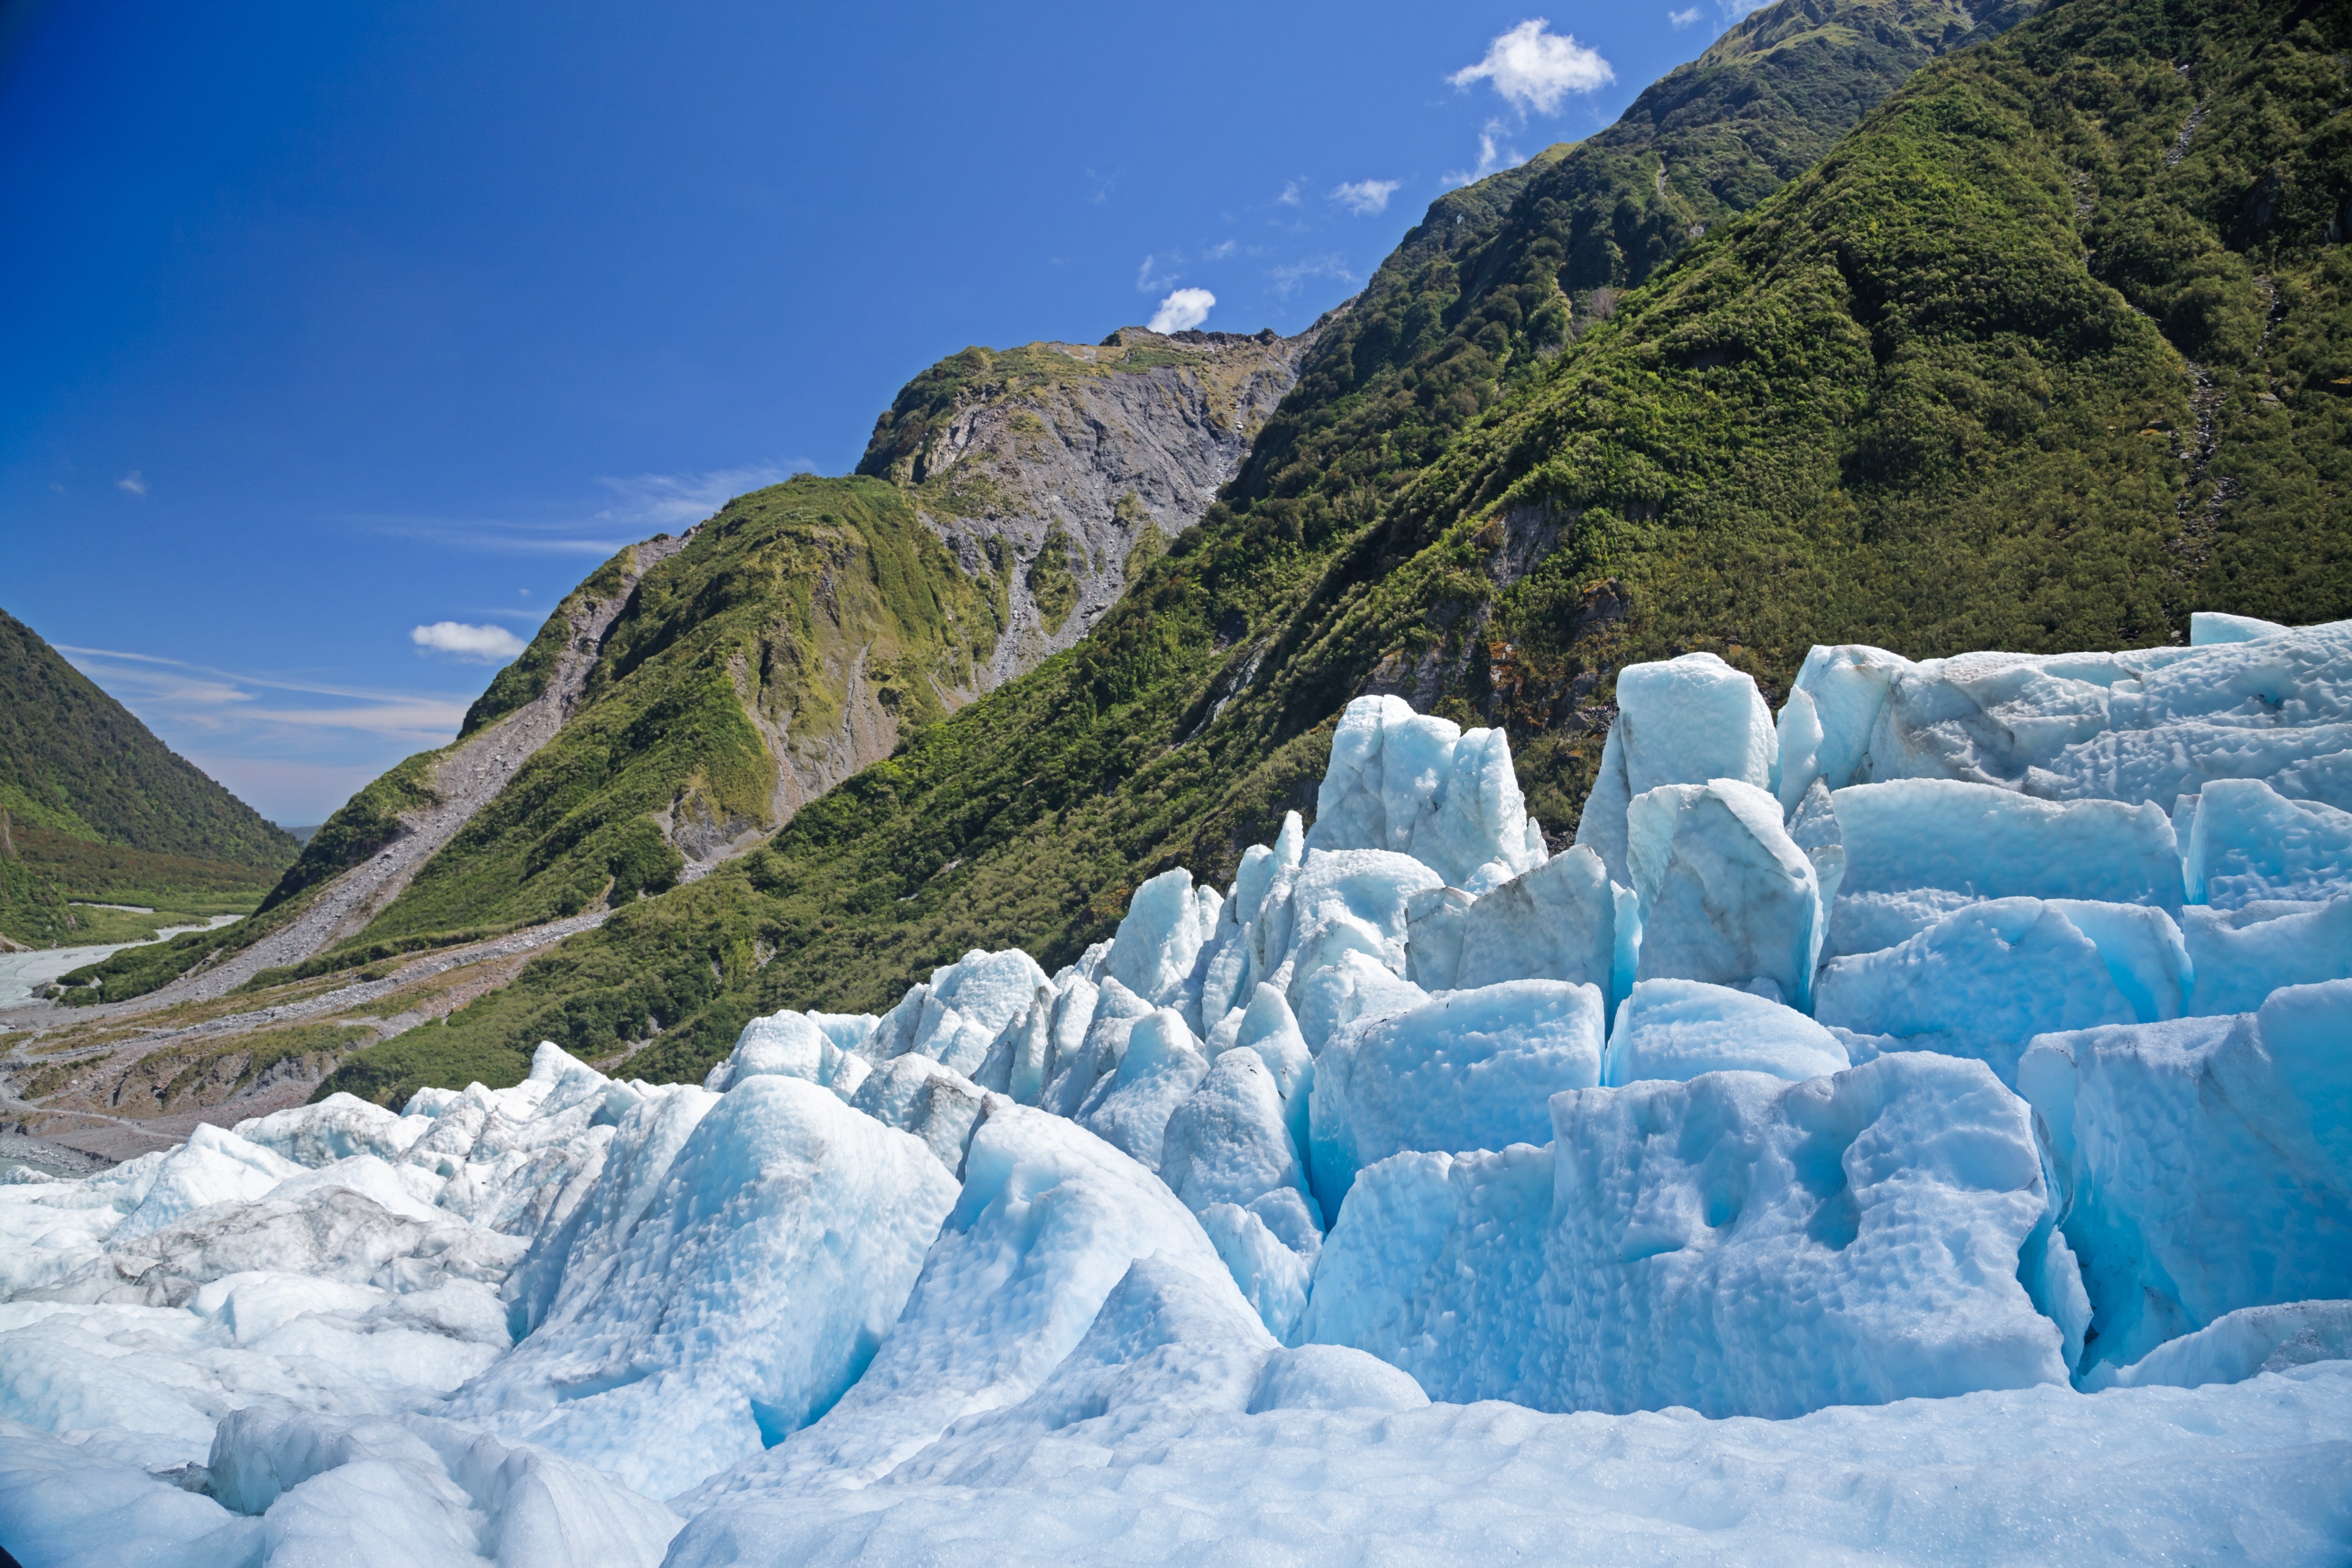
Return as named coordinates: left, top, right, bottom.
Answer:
left=0, top=609, right=294, bottom=948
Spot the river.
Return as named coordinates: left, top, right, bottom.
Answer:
left=0, top=914, right=243, bottom=1009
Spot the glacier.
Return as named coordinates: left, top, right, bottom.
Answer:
left=2, top=614, right=2350, bottom=1565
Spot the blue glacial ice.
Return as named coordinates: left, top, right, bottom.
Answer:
left=4, top=617, right=2351, bottom=1566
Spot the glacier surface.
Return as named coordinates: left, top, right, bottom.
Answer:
left=4, top=615, right=2350, bottom=1566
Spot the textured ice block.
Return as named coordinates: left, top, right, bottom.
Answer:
left=1306, top=695, right=1544, bottom=891
left=1577, top=653, right=1779, bottom=884
left=445, top=1076, right=958, bottom=1499
left=680, top=1107, right=1243, bottom=1506
left=1308, top=979, right=1604, bottom=1226
left=1833, top=778, right=2182, bottom=910
left=1603, top=978, right=1849, bottom=1086
left=1626, top=778, right=1823, bottom=1008
left=1815, top=897, right=2137, bottom=1081
left=2181, top=776, right=2352, bottom=908
left=1452, top=843, right=1618, bottom=1004
left=2016, top=979, right=2352, bottom=1376
left=2182, top=895, right=2352, bottom=1015
left=1302, top=1052, right=2069, bottom=1417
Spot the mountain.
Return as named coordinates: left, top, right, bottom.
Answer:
left=48, top=326, right=1311, bottom=1009
left=304, top=0, right=2191, bottom=1104
left=0, top=609, right=296, bottom=949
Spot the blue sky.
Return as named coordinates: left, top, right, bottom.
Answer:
left=1, top=0, right=1749, bottom=824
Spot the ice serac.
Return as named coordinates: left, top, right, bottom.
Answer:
left=445, top=1076, right=959, bottom=1500
left=2018, top=979, right=2352, bottom=1377
left=2181, top=776, right=2352, bottom=908
left=1077, top=1007, right=1210, bottom=1172
left=1102, top=869, right=1217, bottom=1013
left=682, top=1106, right=1241, bottom=1506
left=1305, top=695, right=1544, bottom=892
left=1577, top=652, right=1778, bottom=885
left=1308, top=979, right=1605, bottom=1227
left=1159, top=1047, right=1310, bottom=1217
left=1815, top=897, right=2138, bottom=1083
left=1303, top=1053, right=2070, bottom=1417
left=235, top=1093, right=433, bottom=1167
left=1789, top=622, right=2352, bottom=812
left=1448, top=842, right=1619, bottom=1003
left=1833, top=778, right=2183, bottom=913
left=705, top=1008, right=872, bottom=1096
left=2181, top=896, right=2352, bottom=1015
left=203, top=1404, right=680, bottom=1567
left=1625, top=778, right=1822, bottom=1008
left=1602, top=979, right=1849, bottom=1087
left=866, top=948, right=1052, bottom=1078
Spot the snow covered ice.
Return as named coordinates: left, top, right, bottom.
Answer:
left=5, top=617, right=2352, bottom=1566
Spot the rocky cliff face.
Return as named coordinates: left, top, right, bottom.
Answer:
left=864, top=327, right=1316, bottom=684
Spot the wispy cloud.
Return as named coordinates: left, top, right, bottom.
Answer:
left=1276, top=180, right=1303, bottom=208
left=1669, top=6, right=1702, bottom=24
left=1268, top=256, right=1357, bottom=300
left=593, top=464, right=803, bottom=530
left=116, top=471, right=147, bottom=496
left=1136, top=252, right=1184, bottom=293
left=411, top=621, right=529, bottom=662
left=59, top=644, right=475, bottom=750
left=1720, top=0, right=1767, bottom=17
left=1148, top=288, right=1216, bottom=333
left=1205, top=239, right=1239, bottom=262
left=342, top=462, right=807, bottom=557
left=1449, top=19, right=1615, bottom=115
left=345, top=514, right=643, bottom=557
left=1330, top=179, right=1403, bottom=216
left=1445, top=120, right=1524, bottom=187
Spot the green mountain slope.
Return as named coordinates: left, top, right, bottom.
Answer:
left=0, top=609, right=295, bottom=948
left=304, top=0, right=2171, bottom=1104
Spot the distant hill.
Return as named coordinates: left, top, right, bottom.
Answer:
left=0, top=609, right=295, bottom=948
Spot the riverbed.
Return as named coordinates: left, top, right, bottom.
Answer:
left=0, top=914, right=243, bottom=1009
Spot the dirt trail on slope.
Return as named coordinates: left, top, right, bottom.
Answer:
left=141, top=532, right=692, bottom=1008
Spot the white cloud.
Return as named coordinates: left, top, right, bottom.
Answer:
left=1143, top=291, right=1213, bottom=334
left=1267, top=256, right=1357, bottom=299
left=1445, top=120, right=1524, bottom=187
left=1148, top=288, right=1216, bottom=333
left=1721, top=0, right=1767, bottom=16
left=1669, top=6, right=1702, bottom=24
left=117, top=471, right=146, bottom=496
left=410, top=621, right=528, bottom=662
left=1330, top=179, right=1403, bottom=216
left=1136, top=252, right=1183, bottom=292
left=1449, top=18, right=1615, bottom=115
left=1205, top=239, right=1238, bottom=261
left=1276, top=179, right=1303, bottom=207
